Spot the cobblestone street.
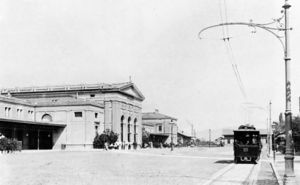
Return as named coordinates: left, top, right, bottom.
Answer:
left=0, top=145, right=284, bottom=185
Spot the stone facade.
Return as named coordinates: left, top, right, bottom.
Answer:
left=0, top=82, right=144, bottom=150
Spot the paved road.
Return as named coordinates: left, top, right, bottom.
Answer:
left=0, top=145, right=277, bottom=185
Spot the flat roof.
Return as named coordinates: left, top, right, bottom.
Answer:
left=149, top=133, right=169, bottom=137
left=0, top=118, right=66, bottom=128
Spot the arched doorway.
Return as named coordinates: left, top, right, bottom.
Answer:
left=120, top=115, right=124, bottom=142
left=134, top=118, right=137, bottom=143
left=128, top=117, right=131, bottom=144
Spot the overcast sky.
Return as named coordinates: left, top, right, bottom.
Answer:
left=0, top=0, right=299, bottom=136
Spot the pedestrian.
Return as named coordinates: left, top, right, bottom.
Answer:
left=104, top=142, right=108, bottom=150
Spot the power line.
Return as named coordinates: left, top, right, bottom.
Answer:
left=218, top=0, right=247, bottom=99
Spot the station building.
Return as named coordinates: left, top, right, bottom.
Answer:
left=0, top=82, right=144, bottom=150
left=142, top=110, right=178, bottom=147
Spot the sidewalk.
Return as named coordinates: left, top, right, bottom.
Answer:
left=256, top=160, right=279, bottom=185
left=270, top=152, right=300, bottom=185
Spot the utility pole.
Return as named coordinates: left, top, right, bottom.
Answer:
left=171, top=120, right=174, bottom=151
left=269, top=101, right=272, bottom=157
left=209, top=129, right=211, bottom=148
left=198, top=1, right=295, bottom=183
left=283, top=1, right=295, bottom=183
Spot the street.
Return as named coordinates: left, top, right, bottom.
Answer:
left=0, top=145, right=279, bottom=185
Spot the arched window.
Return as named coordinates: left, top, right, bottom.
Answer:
left=128, top=117, right=131, bottom=142
left=120, top=115, right=124, bottom=142
left=134, top=118, right=138, bottom=143
left=41, top=114, right=52, bottom=122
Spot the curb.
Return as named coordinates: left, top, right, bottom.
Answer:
left=270, top=161, right=283, bottom=185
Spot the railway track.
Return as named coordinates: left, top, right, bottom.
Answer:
left=203, top=161, right=261, bottom=185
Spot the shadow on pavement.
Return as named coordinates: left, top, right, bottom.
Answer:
left=214, top=160, right=234, bottom=164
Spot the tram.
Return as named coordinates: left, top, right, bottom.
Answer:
left=233, top=125, right=262, bottom=164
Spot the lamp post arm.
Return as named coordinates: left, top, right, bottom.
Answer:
left=198, top=22, right=285, bottom=53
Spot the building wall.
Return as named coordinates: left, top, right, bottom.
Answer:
left=0, top=101, right=34, bottom=121
left=142, top=118, right=178, bottom=145
left=0, top=84, right=144, bottom=150
left=35, top=105, right=104, bottom=149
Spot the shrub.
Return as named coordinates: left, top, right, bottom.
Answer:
left=93, top=129, right=118, bottom=149
left=0, top=137, right=21, bottom=153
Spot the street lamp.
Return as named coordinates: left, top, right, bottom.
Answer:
left=198, top=0, right=295, bottom=183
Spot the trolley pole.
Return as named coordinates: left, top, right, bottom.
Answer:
left=283, top=1, right=295, bottom=184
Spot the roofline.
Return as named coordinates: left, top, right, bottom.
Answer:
left=142, top=112, right=177, bottom=121
left=1, top=82, right=145, bottom=101
left=142, top=117, right=178, bottom=121
left=34, top=102, right=104, bottom=108
left=0, top=118, right=66, bottom=127
left=177, top=132, right=192, bottom=138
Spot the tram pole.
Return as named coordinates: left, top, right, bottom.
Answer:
left=198, top=1, right=295, bottom=182
left=283, top=1, right=295, bottom=184
left=269, top=101, right=272, bottom=157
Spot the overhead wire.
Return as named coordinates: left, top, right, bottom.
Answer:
left=218, top=0, right=247, bottom=99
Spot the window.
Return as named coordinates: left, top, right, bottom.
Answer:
left=5, top=107, right=12, bottom=118
left=158, top=125, right=162, bottom=132
left=95, top=113, right=98, bottom=118
left=17, top=109, right=23, bottom=118
left=90, top=94, right=95, bottom=98
left=28, top=110, right=34, bottom=120
left=74, top=112, right=83, bottom=117
left=42, top=114, right=52, bottom=122
left=4, top=107, right=10, bottom=117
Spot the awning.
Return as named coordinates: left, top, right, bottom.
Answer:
left=150, top=133, right=169, bottom=137
left=0, top=118, right=66, bottom=128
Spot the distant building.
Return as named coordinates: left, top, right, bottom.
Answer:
left=0, top=82, right=144, bottom=150
left=177, top=131, right=192, bottom=146
left=142, top=110, right=178, bottom=147
left=222, top=128, right=267, bottom=145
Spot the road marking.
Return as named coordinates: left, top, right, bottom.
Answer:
left=201, top=163, right=235, bottom=185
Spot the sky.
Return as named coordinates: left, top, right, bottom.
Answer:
left=0, top=0, right=300, bottom=138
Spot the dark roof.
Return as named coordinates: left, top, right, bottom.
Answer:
left=223, top=128, right=267, bottom=136
left=142, top=112, right=177, bottom=120
left=0, top=118, right=66, bottom=127
left=177, top=132, right=192, bottom=138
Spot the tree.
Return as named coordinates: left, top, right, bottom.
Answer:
left=93, top=129, right=118, bottom=149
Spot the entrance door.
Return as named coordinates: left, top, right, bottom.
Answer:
left=28, top=130, right=38, bottom=149
left=39, top=131, right=53, bottom=149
